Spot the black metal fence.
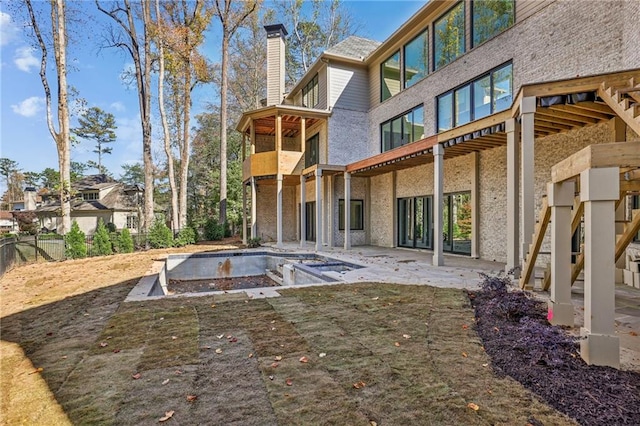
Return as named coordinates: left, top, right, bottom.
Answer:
left=0, top=233, right=151, bottom=279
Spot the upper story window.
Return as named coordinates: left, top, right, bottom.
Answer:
left=305, top=133, right=319, bottom=168
left=434, top=2, right=465, bottom=70
left=437, top=62, right=512, bottom=132
left=404, top=30, right=428, bottom=89
left=381, top=51, right=401, bottom=101
left=83, top=192, right=99, bottom=201
left=302, top=74, right=319, bottom=108
left=381, top=105, right=424, bottom=152
left=472, top=0, right=514, bottom=47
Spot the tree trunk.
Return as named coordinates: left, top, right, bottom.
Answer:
left=155, top=0, right=179, bottom=233
left=141, top=0, right=154, bottom=232
left=179, top=61, right=191, bottom=231
left=219, top=32, right=229, bottom=225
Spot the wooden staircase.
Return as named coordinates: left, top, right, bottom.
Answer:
left=599, top=78, right=640, bottom=136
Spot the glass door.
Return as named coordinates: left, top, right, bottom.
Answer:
left=415, top=196, right=432, bottom=249
left=398, top=196, right=433, bottom=249
left=305, top=201, right=316, bottom=241
left=398, top=198, right=414, bottom=247
left=442, top=192, right=471, bottom=255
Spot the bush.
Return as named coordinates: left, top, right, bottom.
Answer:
left=204, top=218, right=224, bottom=241
left=93, top=219, right=113, bottom=256
left=148, top=219, right=174, bottom=248
left=175, top=226, right=197, bottom=247
left=65, top=221, right=87, bottom=259
left=106, top=222, right=117, bottom=233
left=247, top=237, right=261, bottom=248
left=118, top=228, right=134, bottom=253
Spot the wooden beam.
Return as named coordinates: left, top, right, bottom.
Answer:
left=616, top=210, right=640, bottom=262
left=436, top=110, right=510, bottom=142
left=347, top=135, right=438, bottom=174
left=536, top=108, right=599, bottom=125
left=519, top=197, right=551, bottom=289
left=551, top=142, right=640, bottom=183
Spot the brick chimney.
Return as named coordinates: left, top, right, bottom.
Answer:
left=264, top=24, right=287, bottom=106
left=24, top=187, right=37, bottom=210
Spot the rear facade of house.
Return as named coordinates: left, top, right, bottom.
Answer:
left=238, top=0, right=640, bottom=274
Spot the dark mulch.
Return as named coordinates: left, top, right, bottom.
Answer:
left=168, top=275, right=279, bottom=293
left=470, top=273, right=640, bottom=426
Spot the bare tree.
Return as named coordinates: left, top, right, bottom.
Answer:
left=96, top=0, right=154, bottom=232
left=25, top=0, right=72, bottom=233
left=213, top=0, right=260, bottom=226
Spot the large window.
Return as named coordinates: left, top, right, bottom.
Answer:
left=472, top=0, right=514, bottom=47
left=83, top=192, right=99, bottom=201
left=434, top=2, right=465, bottom=70
left=302, top=74, right=319, bottom=108
left=381, top=51, right=401, bottom=101
left=339, top=199, right=364, bottom=231
left=305, top=133, right=319, bottom=168
left=404, top=30, right=428, bottom=89
left=437, top=62, right=512, bottom=132
left=381, top=105, right=424, bottom=152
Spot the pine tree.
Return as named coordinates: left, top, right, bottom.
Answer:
left=93, top=218, right=113, bottom=256
left=65, top=221, right=87, bottom=259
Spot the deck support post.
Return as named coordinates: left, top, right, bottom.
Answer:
left=327, top=174, right=334, bottom=248
left=433, top=143, right=444, bottom=266
left=242, top=182, right=247, bottom=245
left=315, top=168, right=323, bottom=252
left=580, top=167, right=620, bottom=368
left=300, top=174, right=306, bottom=247
left=344, top=172, right=351, bottom=250
left=506, top=118, right=520, bottom=276
left=520, top=96, right=536, bottom=288
left=276, top=173, right=283, bottom=248
left=250, top=177, right=257, bottom=239
left=548, top=181, right=575, bottom=326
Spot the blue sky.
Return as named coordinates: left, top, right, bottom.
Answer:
left=0, top=1, right=424, bottom=193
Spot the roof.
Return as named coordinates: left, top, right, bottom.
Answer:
left=324, top=36, right=381, bottom=60
left=36, top=182, right=138, bottom=213
left=74, top=174, right=118, bottom=191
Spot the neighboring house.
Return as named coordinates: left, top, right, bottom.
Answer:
left=33, top=175, right=143, bottom=235
left=238, top=1, right=640, bottom=366
left=0, top=211, right=16, bottom=233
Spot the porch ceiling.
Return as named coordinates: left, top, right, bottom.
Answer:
left=253, top=115, right=321, bottom=138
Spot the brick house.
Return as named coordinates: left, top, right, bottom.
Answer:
left=238, top=0, right=640, bottom=367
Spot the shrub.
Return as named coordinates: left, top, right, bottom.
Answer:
left=148, top=219, right=174, bottom=248
left=106, top=222, right=117, bottom=233
left=93, top=219, right=113, bottom=256
left=247, top=237, right=261, bottom=248
left=175, top=226, right=196, bottom=247
left=204, top=218, right=224, bottom=241
left=118, top=228, right=134, bottom=253
left=65, top=221, right=87, bottom=259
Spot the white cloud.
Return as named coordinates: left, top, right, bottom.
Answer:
left=0, top=12, right=19, bottom=47
left=14, top=46, right=39, bottom=72
left=11, top=96, right=45, bottom=117
left=110, top=101, right=126, bottom=112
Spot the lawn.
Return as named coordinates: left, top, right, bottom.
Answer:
left=0, top=248, right=573, bottom=425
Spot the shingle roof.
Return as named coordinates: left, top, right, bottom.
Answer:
left=324, top=36, right=381, bottom=60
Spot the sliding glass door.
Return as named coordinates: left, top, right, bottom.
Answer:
left=305, top=202, right=316, bottom=241
left=398, top=196, right=432, bottom=249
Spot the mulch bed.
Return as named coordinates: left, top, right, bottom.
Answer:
left=470, top=273, right=640, bottom=426
left=168, top=275, right=279, bottom=293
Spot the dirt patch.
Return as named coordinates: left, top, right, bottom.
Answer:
left=168, top=275, right=279, bottom=293
left=470, top=273, right=640, bottom=426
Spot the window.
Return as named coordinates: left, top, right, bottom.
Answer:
left=381, top=105, right=424, bottom=152
left=404, top=30, right=428, bottom=88
left=302, top=74, right=319, bottom=107
left=339, top=199, right=364, bottom=230
left=381, top=51, right=401, bottom=101
left=434, top=2, right=465, bottom=70
left=437, top=62, right=512, bottom=131
left=305, top=133, right=319, bottom=168
left=472, top=0, right=514, bottom=47
left=126, top=215, right=138, bottom=230
left=83, top=192, right=99, bottom=201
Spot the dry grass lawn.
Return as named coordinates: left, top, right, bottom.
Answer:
left=1, top=243, right=575, bottom=425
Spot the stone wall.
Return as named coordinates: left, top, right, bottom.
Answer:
left=369, top=173, right=394, bottom=247
left=255, top=183, right=297, bottom=242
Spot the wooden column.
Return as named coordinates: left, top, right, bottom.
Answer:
left=580, top=167, right=620, bottom=368
left=276, top=114, right=282, bottom=151
left=276, top=173, right=283, bottom=248
left=300, top=174, right=306, bottom=247
left=548, top=181, right=574, bottom=326
left=242, top=182, right=247, bottom=245
left=470, top=151, right=479, bottom=259
left=520, top=97, right=536, bottom=286
left=433, top=144, right=444, bottom=266
left=506, top=118, right=521, bottom=276
left=250, top=177, right=257, bottom=239
left=250, top=118, right=256, bottom=155
left=344, top=172, right=351, bottom=250
left=327, top=175, right=334, bottom=248
left=315, top=169, right=323, bottom=252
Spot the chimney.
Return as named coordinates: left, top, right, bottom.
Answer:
left=24, top=187, right=37, bottom=211
left=264, top=24, right=287, bottom=106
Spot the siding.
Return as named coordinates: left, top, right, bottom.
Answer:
left=266, top=36, right=285, bottom=105
left=329, top=64, right=369, bottom=111
left=516, top=0, right=555, bottom=23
